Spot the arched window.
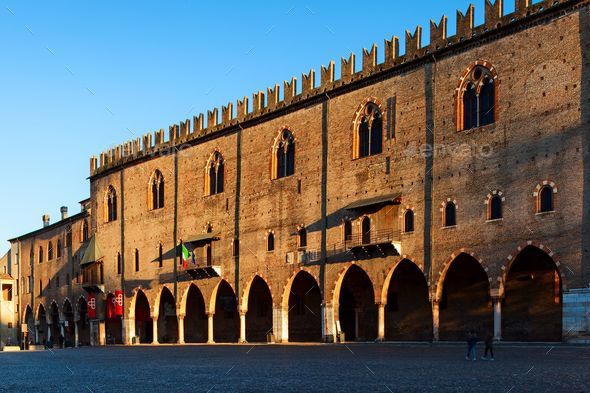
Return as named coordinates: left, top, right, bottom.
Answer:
left=267, top=232, right=275, bottom=252
left=57, top=239, right=63, bottom=258
left=354, top=102, right=383, bottom=158
left=342, top=220, right=353, bottom=242
left=149, top=170, right=165, bottom=210
left=361, top=216, right=371, bottom=244
left=82, top=220, right=89, bottom=242
left=205, top=151, right=225, bottom=195
left=38, top=246, right=44, bottom=264
left=457, top=64, right=497, bottom=131
left=105, top=186, right=118, bottom=223
left=404, top=210, right=415, bottom=233
left=539, top=186, right=554, bottom=213
left=158, top=243, right=163, bottom=268
left=272, top=129, right=295, bottom=179
left=444, top=202, right=457, bottom=227
left=48, top=242, right=54, bottom=260
left=135, top=249, right=140, bottom=272
left=489, top=195, right=503, bottom=220
left=117, top=252, right=122, bottom=275
left=298, top=227, right=307, bottom=249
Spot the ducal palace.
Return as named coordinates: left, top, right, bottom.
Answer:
left=1, top=0, right=590, bottom=348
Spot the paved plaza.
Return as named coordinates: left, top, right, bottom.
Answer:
left=1, top=344, right=589, bottom=392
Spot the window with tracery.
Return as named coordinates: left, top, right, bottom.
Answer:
left=149, top=170, right=165, bottom=210
left=354, top=102, right=383, bottom=158
left=457, top=64, right=497, bottom=131
left=272, top=129, right=295, bottom=179
left=105, top=186, right=118, bottom=222
left=205, top=151, right=225, bottom=195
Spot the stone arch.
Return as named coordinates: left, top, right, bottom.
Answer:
left=62, top=299, right=75, bottom=347
left=36, top=304, right=48, bottom=345
left=210, top=279, right=239, bottom=343
left=156, top=286, right=178, bottom=343
left=153, top=285, right=176, bottom=318
left=49, top=301, right=60, bottom=342
left=76, top=296, right=90, bottom=346
left=500, top=243, right=563, bottom=341
left=240, top=273, right=274, bottom=312
left=437, top=251, right=493, bottom=341
left=241, top=275, right=274, bottom=343
left=434, top=249, right=491, bottom=302
left=133, top=288, right=153, bottom=344
left=105, top=292, right=123, bottom=345
left=351, top=98, right=385, bottom=159
left=332, top=263, right=377, bottom=342
left=282, top=268, right=322, bottom=343
left=24, top=305, right=35, bottom=344
left=182, top=283, right=208, bottom=343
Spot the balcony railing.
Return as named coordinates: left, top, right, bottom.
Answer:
left=181, top=255, right=222, bottom=279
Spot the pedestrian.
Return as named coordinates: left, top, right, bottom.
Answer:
left=481, top=333, right=495, bottom=360
left=465, top=330, right=472, bottom=360
left=466, top=330, right=478, bottom=361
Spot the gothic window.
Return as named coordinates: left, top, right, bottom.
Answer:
left=457, top=64, right=497, bottom=131
left=267, top=232, right=275, bottom=252
left=48, top=242, right=54, bottom=260
left=342, top=220, right=353, bottom=242
left=105, top=186, right=118, bottom=223
left=298, top=227, right=307, bottom=249
left=489, top=195, right=503, bottom=220
left=57, top=240, right=62, bottom=258
left=38, top=246, right=44, bottom=264
left=135, top=249, right=140, bottom=272
left=158, top=243, right=163, bottom=268
left=361, top=216, right=371, bottom=244
left=444, top=202, right=457, bottom=227
left=117, top=252, right=122, bottom=275
left=539, top=186, right=554, bottom=213
left=404, top=210, right=415, bottom=233
left=206, top=151, right=225, bottom=195
left=272, top=129, right=295, bottom=179
left=354, top=102, right=383, bottom=158
left=82, top=220, right=89, bottom=242
left=149, top=170, right=165, bottom=210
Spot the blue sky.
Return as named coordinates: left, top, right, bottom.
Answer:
left=0, top=0, right=522, bottom=253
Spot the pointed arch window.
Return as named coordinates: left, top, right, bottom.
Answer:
left=272, top=129, right=295, bottom=179
left=361, top=216, right=371, bottom=244
left=538, top=186, right=554, bottom=213
left=149, top=170, right=165, bottom=210
left=457, top=64, right=497, bottom=131
left=105, top=186, right=118, bottom=223
left=266, top=232, right=275, bottom=252
left=38, top=246, right=44, bottom=264
left=489, top=195, right=503, bottom=220
left=82, top=220, right=89, bottom=242
left=57, top=239, right=63, bottom=258
left=342, top=219, right=353, bottom=242
left=404, top=210, right=415, bottom=233
left=158, top=243, right=163, bottom=268
left=135, top=249, right=140, bottom=272
left=116, top=252, right=122, bottom=275
left=297, top=227, right=307, bottom=249
left=444, top=202, right=457, bottom=227
left=48, top=242, right=54, bottom=260
left=354, top=102, right=383, bottom=159
left=205, top=151, right=225, bottom=195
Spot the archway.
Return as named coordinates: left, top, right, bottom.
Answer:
left=62, top=300, right=75, bottom=347
left=337, top=265, right=377, bottom=341
left=134, top=290, right=153, bottom=344
left=185, top=285, right=207, bottom=343
left=287, top=271, right=322, bottom=342
left=384, top=260, right=433, bottom=341
left=36, top=305, right=47, bottom=345
left=213, top=281, right=239, bottom=343
left=77, top=298, right=90, bottom=346
left=246, top=277, right=273, bottom=343
left=49, top=302, right=60, bottom=344
left=24, top=306, right=35, bottom=345
left=105, top=293, right=123, bottom=344
left=157, top=287, right=178, bottom=343
left=439, top=253, right=492, bottom=341
left=502, top=246, right=562, bottom=341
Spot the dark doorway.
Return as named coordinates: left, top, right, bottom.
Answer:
left=338, top=265, right=377, bottom=341
left=157, top=288, right=178, bottom=343
left=134, top=291, right=153, bottom=344
left=503, top=246, right=562, bottom=341
left=385, top=260, right=433, bottom=341
left=185, top=285, right=207, bottom=343
left=213, top=281, right=239, bottom=343
left=105, top=294, right=123, bottom=344
left=77, top=298, right=90, bottom=346
left=62, top=300, right=75, bottom=347
left=37, top=305, right=47, bottom=345
left=246, top=277, right=273, bottom=342
left=288, top=271, right=322, bottom=342
left=439, top=254, right=492, bottom=341
left=50, top=303, right=60, bottom=344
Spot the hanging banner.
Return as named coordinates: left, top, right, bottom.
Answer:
left=114, top=290, right=123, bottom=316
left=88, top=294, right=97, bottom=319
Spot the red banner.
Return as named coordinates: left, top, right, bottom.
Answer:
left=87, top=293, right=96, bottom=319
left=114, top=290, right=123, bottom=316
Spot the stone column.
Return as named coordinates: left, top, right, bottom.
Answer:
left=74, top=321, right=79, bottom=348
left=152, top=317, right=159, bottom=345
left=323, top=303, right=336, bottom=343
left=239, top=311, right=247, bottom=344
left=60, top=320, right=65, bottom=347
left=89, top=322, right=94, bottom=346
left=124, top=318, right=134, bottom=345
left=178, top=315, right=185, bottom=345
left=47, top=322, right=53, bottom=343
left=432, top=301, right=440, bottom=342
left=272, top=307, right=284, bottom=343
left=207, top=313, right=215, bottom=344
left=98, top=321, right=106, bottom=346
left=34, top=323, right=39, bottom=344
left=377, top=303, right=386, bottom=341
left=492, top=296, right=502, bottom=340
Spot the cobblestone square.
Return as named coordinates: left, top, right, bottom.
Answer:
left=2, top=344, right=589, bottom=393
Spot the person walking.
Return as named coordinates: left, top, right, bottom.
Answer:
left=482, top=333, right=495, bottom=360
left=466, top=330, right=478, bottom=361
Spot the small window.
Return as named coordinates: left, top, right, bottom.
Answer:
left=66, top=230, right=72, bottom=248
left=342, top=220, right=353, bottom=242
left=298, top=228, right=307, bottom=249
left=150, top=170, right=165, bottom=210
left=444, top=202, right=457, bottom=227
left=57, top=240, right=62, bottom=258
left=82, top=220, right=89, bottom=242
left=48, top=242, right=54, bottom=261
left=206, top=151, right=225, bottom=196
left=29, top=249, right=34, bottom=267
left=489, top=195, right=503, bottom=220
left=135, top=249, right=140, bottom=272
left=267, top=232, right=275, bottom=252
left=539, top=186, right=554, bottom=213
left=273, top=129, right=295, bottom=179
left=355, top=102, right=383, bottom=159
left=232, top=239, right=239, bottom=257
left=106, top=186, right=118, bottom=222
left=2, top=284, right=12, bottom=301
left=158, top=244, right=163, bottom=268
left=404, top=210, right=415, bottom=233
left=38, top=246, right=44, bottom=264
left=361, top=216, right=371, bottom=244
left=117, top=252, right=122, bottom=275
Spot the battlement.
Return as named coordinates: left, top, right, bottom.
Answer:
left=90, top=0, right=576, bottom=177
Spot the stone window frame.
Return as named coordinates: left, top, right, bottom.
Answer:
left=400, top=206, right=416, bottom=234
left=270, top=127, right=296, bottom=180
left=104, top=185, right=118, bottom=223
left=352, top=98, right=385, bottom=160
left=533, top=180, right=557, bottom=214
left=148, top=169, right=165, bottom=211
left=204, top=149, right=225, bottom=196
left=81, top=219, right=90, bottom=243
left=484, top=190, right=505, bottom=221
left=266, top=230, right=275, bottom=253
left=455, top=60, right=499, bottom=132
left=440, top=198, right=459, bottom=228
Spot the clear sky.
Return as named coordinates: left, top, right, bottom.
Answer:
left=0, top=0, right=521, bottom=253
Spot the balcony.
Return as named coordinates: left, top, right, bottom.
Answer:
left=81, top=263, right=105, bottom=293
left=180, top=255, right=222, bottom=280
